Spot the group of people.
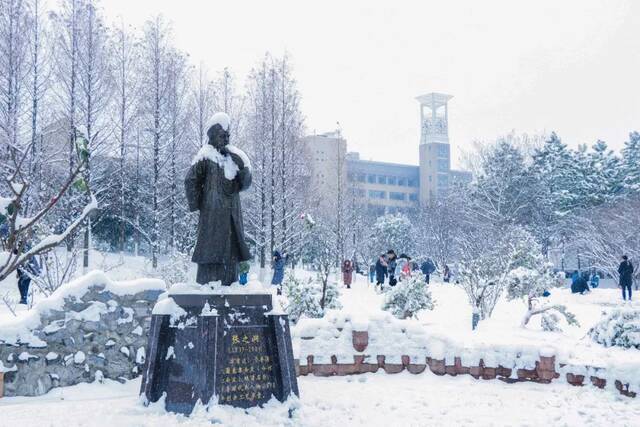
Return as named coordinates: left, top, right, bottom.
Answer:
left=570, top=254, right=635, bottom=301
left=367, top=250, right=450, bottom=290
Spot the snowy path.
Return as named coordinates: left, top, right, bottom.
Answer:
left=0, top=372, right=638, bottom=426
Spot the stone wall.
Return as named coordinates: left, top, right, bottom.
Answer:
left=0, top=273, right=164, bottom=397
left=295, top=330, right=637, bottom=399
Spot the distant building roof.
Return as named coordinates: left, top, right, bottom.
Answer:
left=415, top=93, right=453, bottom=109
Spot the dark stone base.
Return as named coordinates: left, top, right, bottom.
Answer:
left=140, top=292, right=299, bottom=414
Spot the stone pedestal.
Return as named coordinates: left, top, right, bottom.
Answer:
left=140, top=293, right=298, bottom=414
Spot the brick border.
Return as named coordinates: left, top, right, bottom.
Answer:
left=294, top=330, right=637, bottom=399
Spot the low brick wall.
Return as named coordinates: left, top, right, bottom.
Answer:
left=295, top=330, right=637, bottom=399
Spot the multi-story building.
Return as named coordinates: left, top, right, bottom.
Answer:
left=302, top=93, right=472, bottom=215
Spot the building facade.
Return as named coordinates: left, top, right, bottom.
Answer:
left=302, top=93, right=472, bottom=215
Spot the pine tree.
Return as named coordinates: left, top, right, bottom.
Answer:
left=621, top=131, right=640, bottom=193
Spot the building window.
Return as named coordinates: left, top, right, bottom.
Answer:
left=409, top=193, right=418, bottom=202
left=397, top=177, right=407, bottom=186
left=437, top=145, right=449, bottom=157
left=377, top=175, right=387, bottom=184
left=408, top=178, right=418, bottom=187
left=347, top=173, right=355, bottom=182
left=389, top=192, right=405, bottom=201
left=357, top=173, right=366, bottom=183
left=438, top=174, right=449, bottom=187
left=368, top=190, right=386, bottom=199
left=428, top=175, right=432, bottom=182
left=387, top=176, right=397, bottom=185
left=367, top=174, right=376, bottom=184
left=437, top=159, right=449, bottom=172
left=355, top=189, right=366, bottom=197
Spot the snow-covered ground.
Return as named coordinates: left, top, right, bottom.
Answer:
left=1, top=372, right=638, bottom=427
left=1, top=252, right=639, bottom=426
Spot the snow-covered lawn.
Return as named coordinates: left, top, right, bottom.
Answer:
left=1, top=253, right=639, bottom=425
left=1, top=372, right=638, bottom=427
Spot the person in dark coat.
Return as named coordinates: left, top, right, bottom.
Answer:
left=16, top=254, right=40, bottom=305
left=387, top=250, right=397, bottom=286
left=618, top=255, right=634, bottom=301
left=185, top=112, right=252, bottom=285
left=571, top=271, right=590, bottom=294
left=271, top=251, right=286, bottom=286
left=375, top=254, right=388, bottom=288
left=443, top=264, right=451, bottom=283
left=420, top=258, right=436, bottom=284
left=342, top=260, right=354, bottom=289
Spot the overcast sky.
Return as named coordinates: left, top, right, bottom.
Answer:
left=105, top=0, right=639, bottom=168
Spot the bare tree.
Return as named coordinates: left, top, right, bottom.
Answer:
left=0, top=0, right=29, bottom=159
left=110, top=18, right=140, bottom=254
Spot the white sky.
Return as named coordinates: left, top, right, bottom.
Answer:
left=104, top=0, right=640, bottom=168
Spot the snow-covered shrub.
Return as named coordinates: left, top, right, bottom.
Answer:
left=282, top=274, right=342, bottom=323
left=589, top=309, right=640, bottom=349
left=505, top=264, right=578, bottom=331
left=282, top=274, right=321, bottom=323
left=323, top=279, right=342, bottom=310
left=382, top=275, right=434, bottom=319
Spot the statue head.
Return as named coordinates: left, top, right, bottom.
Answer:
left=207, top=124, right=229, bottom=150
left=205, top=112, right=231, bottom=151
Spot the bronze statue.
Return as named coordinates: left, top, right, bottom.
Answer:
left=184, top=113, right=252, bottom=285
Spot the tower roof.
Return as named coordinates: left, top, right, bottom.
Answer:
left=415, top=93, right=453, bottom=109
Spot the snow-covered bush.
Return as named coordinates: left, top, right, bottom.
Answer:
left=282, top=274, right=342, bottom=323
left=283, top=275, right=322, bottom=323
left=589, top=309, right=640, bottom=349
left=323, top=279, right=341, bottom=310
left=505, top=260, right=577, bottom=331
left=382, top=275, right=434, bottom=319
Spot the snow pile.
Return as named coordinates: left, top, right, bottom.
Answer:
left=0, top=270, right=165, bottom=397
left=226, top=144, right=251, bottom=171
left=167, top=280, right=273, bottom=296
left=191, top=144, right=239, bottom=180
left=0, top=270, right=165, bottom=346
left=589, top=308, right=640, bottom=349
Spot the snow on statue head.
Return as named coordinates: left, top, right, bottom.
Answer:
left=206, top=112, right=231, bottom=150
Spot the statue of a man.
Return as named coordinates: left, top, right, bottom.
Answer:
left=184, top=112, right=252, bottom=285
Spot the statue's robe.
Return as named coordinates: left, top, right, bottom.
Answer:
left=184, top=145, right=252, bottom=285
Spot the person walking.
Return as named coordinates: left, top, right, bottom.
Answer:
left=618, top=255, right=634, bottom=301
left=271, top=250, right=287, bottom=293
left=420, top=258, right=436, bottom=284
left=342, top=259, right=354, bottom=289
left=589, top=270, right=600, bottom=289
left=16, top=254, right=40, bottom=305
left=387, top=250, right=397, bottom=286
left=443, top=264, right=451, bottom=283
left=395, top=254, right=412, bottom=282
left=375, top=253, right=389, bottom=290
